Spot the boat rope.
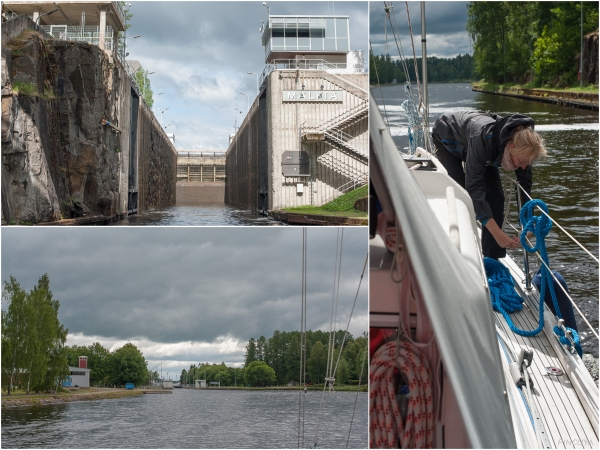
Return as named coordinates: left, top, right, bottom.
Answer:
left=369, top=340, right=434, bottom=449
left=520, top=200, right=582, bottom=357
left=505, top=222, right=600, bottom=342
left=484, top=256, right=541, bottom=337
left=402, top=82, right=425, bottom=154
left=501, top=174, right=599, bottom=265
left=346, top=344, right=368, bottom=449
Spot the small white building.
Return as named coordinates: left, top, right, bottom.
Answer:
left=162, top=379, right=174, bottom=389
left=66, top=356, right=90, bottom=388
left=195, top=379, right=207, bottom=389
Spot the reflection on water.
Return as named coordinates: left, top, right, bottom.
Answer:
left=374, top=83, right=599, bottom=356
left=1, top=389, right=368, bottom=449
left=111, top=205, right=284, bottom=226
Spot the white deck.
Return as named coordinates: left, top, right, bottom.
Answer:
left=411, top=166, right=599, bottom=449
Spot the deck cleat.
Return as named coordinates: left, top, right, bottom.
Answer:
left=554, top=318, right=578, bottom=353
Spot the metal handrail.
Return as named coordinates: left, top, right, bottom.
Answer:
left=112, top=1, right=127, bottom=27
left=500, top=173, right=599, bottom=265
left=259, top=58, right=362, bottom=88
left=304, top=101, right=368, bottom=133
left=323, top=130, right=365, bottom=157
left=40, top=25, right=115, bottom=51
left=321, top=174, right=368, bottom=205
left=178, top=152, right=226, bottom=157
left=505, top=222, right=600, bottom=342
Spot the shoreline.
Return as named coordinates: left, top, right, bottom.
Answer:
left=471, top=83, right=598, bottom=110
left=1, top=388, right=143, bottom=409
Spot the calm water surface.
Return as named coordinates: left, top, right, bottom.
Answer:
left=1, top=389, right=367, bottom=448
left=110, top=205, right=283, bottom=226
left=373, top=83, right=599, bottom=356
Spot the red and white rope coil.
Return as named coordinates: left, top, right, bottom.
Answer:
left=370, top=340, right=434, bottom=448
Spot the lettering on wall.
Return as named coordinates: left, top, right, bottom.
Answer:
left=282, top=91, right=343, bottom=103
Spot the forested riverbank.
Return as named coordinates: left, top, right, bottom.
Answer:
left=180, top=330, right=367, bottom=388
left=371, top=2, right=598, bottom=91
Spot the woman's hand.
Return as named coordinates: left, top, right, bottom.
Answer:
left=485, top=219, right=521, bottom=249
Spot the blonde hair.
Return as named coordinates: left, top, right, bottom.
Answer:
left=510, top=127, right=547, bottom=164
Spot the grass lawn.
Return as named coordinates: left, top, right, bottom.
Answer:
left=282, top=185, right=368, bottom=217
left=473, top=81, right=598, bottom=94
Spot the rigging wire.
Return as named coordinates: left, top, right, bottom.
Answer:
left=325, top=229, right=341, bottom=389
left=505, top=222, right=600, bottom=342
left=369, top=40, right=390, bottom=130
left=501, top=174, right=599, bottom=265
left=298, top=228, right=307, bottom=449
left=311, top=252, right=368, bottom=449
left=401, top=1, right=423, bottom=107
left=329, top=229, right=345, bottom=385
left=384, top=2, right=412, bottom=83
left=346, top=344, right=368, bottom=449
left=331, top=254, right=368, bottom=386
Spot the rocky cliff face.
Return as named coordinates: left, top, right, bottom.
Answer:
left=2, top=30, right=124, bottom=223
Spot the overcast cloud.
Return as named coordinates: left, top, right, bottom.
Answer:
left=369, top=1, right=472, bottom=59
left=125, top=1, right=368, bottom=151
left=2, top=227, right=368, bottom=377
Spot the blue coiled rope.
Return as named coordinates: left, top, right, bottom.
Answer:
left=520, top=199, right=582, bottom=357
left=484, top=199, right=582, bottom=357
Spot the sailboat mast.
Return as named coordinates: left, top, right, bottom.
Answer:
left=421, top=2, right=429, bottom=125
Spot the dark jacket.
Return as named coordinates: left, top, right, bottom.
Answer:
left=432, top=111, right=534, bottom=223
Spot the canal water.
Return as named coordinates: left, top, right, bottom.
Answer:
left=111, top=205, right=283, bottom=226
left=1, top=389, right=368, bottom=448
left=372, top=83, right=599, bottom=356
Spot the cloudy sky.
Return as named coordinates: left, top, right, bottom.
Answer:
left=2, top=227, right=368, bottom=379
left=370, top=1, right=471, bottom=58
left=125, top=1, right=368, bottom=151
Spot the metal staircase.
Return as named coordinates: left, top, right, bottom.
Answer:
left=303, top=100, right=368, bottom=163
left=317, top=150, right=368, bottom=205
left=300, top=73, right=369, bottom=204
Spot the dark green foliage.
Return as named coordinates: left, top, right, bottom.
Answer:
left=134, top=66, right=154, bottom=108
left=1, top=275, right=69, bottom=394
left=370, top=52, right=476, bottom=85
left=467, top=1, right=599, bottom=87
left=244, top=361, right=277, bottom=387
left=109, top=343, right=147, bottom=387
left=178, top=329, right=367, bottom=388
left=65, top=342, right=111, bottom=386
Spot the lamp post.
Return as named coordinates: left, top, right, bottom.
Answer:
left=239, top=92, right=249, bottom=113
left=160, top=107, right=169, bottom=125
left=262, top=2, right=270, bottom=16
left=35, top=8, right=59, bottom=27
left=247, top=72, right=259, bottom=95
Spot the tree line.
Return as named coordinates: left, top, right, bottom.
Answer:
left=2, top=275, right=149, bottom=393
left=65, top=342, right=148, bottom=388
left=370, top=53, right=476, bottom=85
left=179, top=330, right=367, bottom=388
left=467, top=1, right=599, bottom=86
left=2, top=275, right=68, bottom=394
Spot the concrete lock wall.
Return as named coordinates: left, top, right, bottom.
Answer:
left=137, top=100, right=177, bottom=211
left=225, top=99, right=260, bottom=212
left=225, top=69, right=368, bottom=212
left=1, top=16, right=176, bottom=223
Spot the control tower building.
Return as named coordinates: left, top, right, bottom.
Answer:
left=225, top=13, right=368, bottom=214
